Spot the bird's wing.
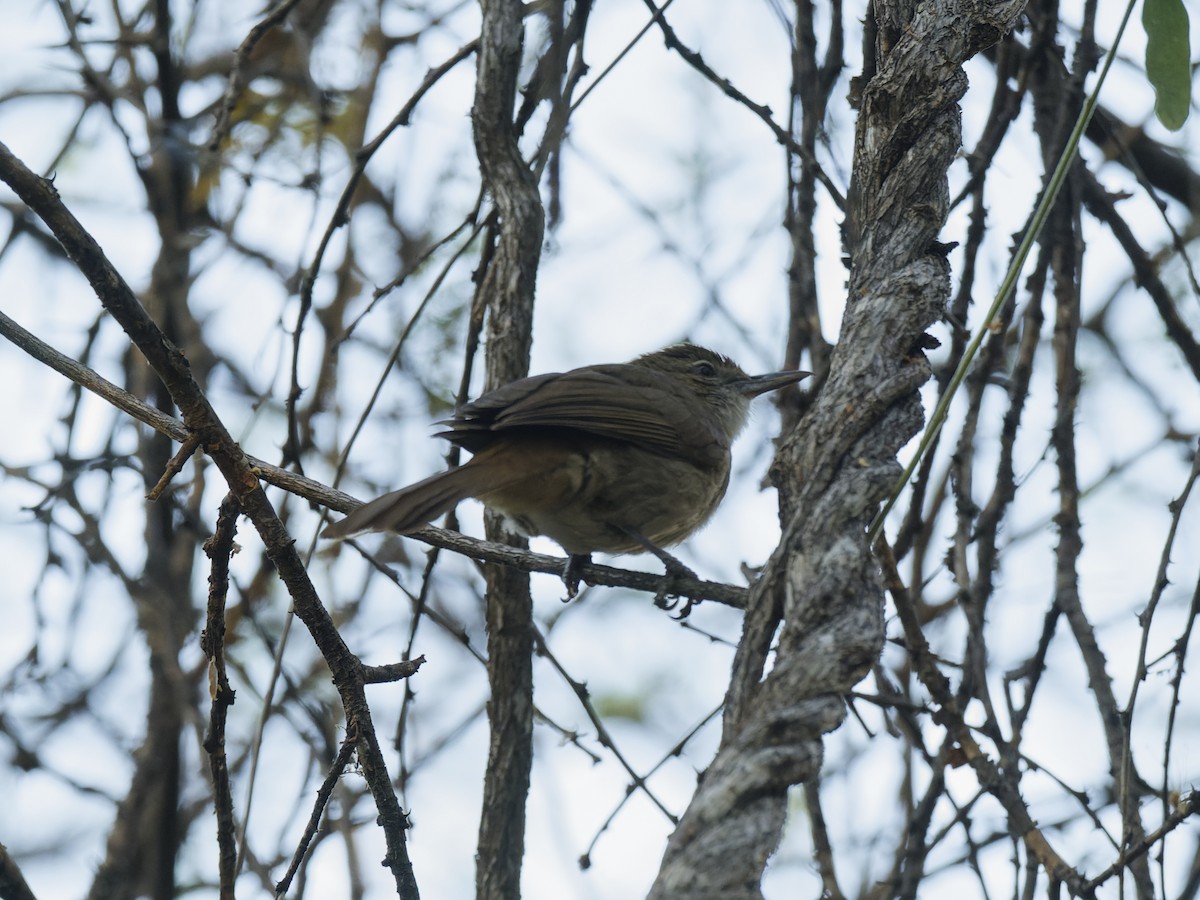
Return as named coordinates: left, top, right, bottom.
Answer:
left=438, top=366, right=723, bottom=465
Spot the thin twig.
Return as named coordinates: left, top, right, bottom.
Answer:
left=207, top=0, right=308, bottom=151
left=200, top=494, right=242, bottom=900
left=274, top=735, right=360, bottom=896
left=145, top=432, right=202, bottom=501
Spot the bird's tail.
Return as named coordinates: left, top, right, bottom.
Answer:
left=323, top=464, right=488, bottom=540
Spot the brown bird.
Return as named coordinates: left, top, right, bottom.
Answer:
left=324, top=344, right=808, bottom=595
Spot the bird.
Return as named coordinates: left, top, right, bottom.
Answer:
left=324, top=343, right=808, bottom=599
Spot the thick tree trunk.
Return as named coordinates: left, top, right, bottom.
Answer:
left=650, top=2, right=1027, bottom=896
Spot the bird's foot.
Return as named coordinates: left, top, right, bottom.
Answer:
left=561, top=553, right=591, bottom=600
left=652, top=554, right=699, bottom=618
left=611, top=524, right=701, bottom=617
left=635, top=541, right=699, bottom=615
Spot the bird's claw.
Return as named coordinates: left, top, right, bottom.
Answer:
left=561, top=553, right=590, bottom=601
left=653, top=557, right=698, bottom=618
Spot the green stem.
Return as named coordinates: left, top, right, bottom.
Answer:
left=868, top=0, right=1140, bottom=542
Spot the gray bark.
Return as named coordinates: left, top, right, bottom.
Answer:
left=471, top=2, right=545, bottom=898
left=649, top=2, right=1028, bottom=896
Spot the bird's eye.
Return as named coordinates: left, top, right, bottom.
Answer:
left=692, top=360, right=717, bottom=378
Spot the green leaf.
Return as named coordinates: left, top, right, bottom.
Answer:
left=1143, top=0, right=1192, bottom=130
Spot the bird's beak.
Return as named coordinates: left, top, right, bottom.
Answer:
left=737, top=369, right=811, bottom=397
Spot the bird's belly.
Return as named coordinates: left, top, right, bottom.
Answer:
left=477, top=438, right=730, bottom=555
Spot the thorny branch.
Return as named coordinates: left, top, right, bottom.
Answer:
left=0, top=140, right=422, bottom=900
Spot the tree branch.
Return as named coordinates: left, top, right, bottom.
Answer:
left=469, top=1, right=546, bottom=896
left=650, top=1, right=1028, bottom=895
left=0, top=140, right=421, bottom=900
